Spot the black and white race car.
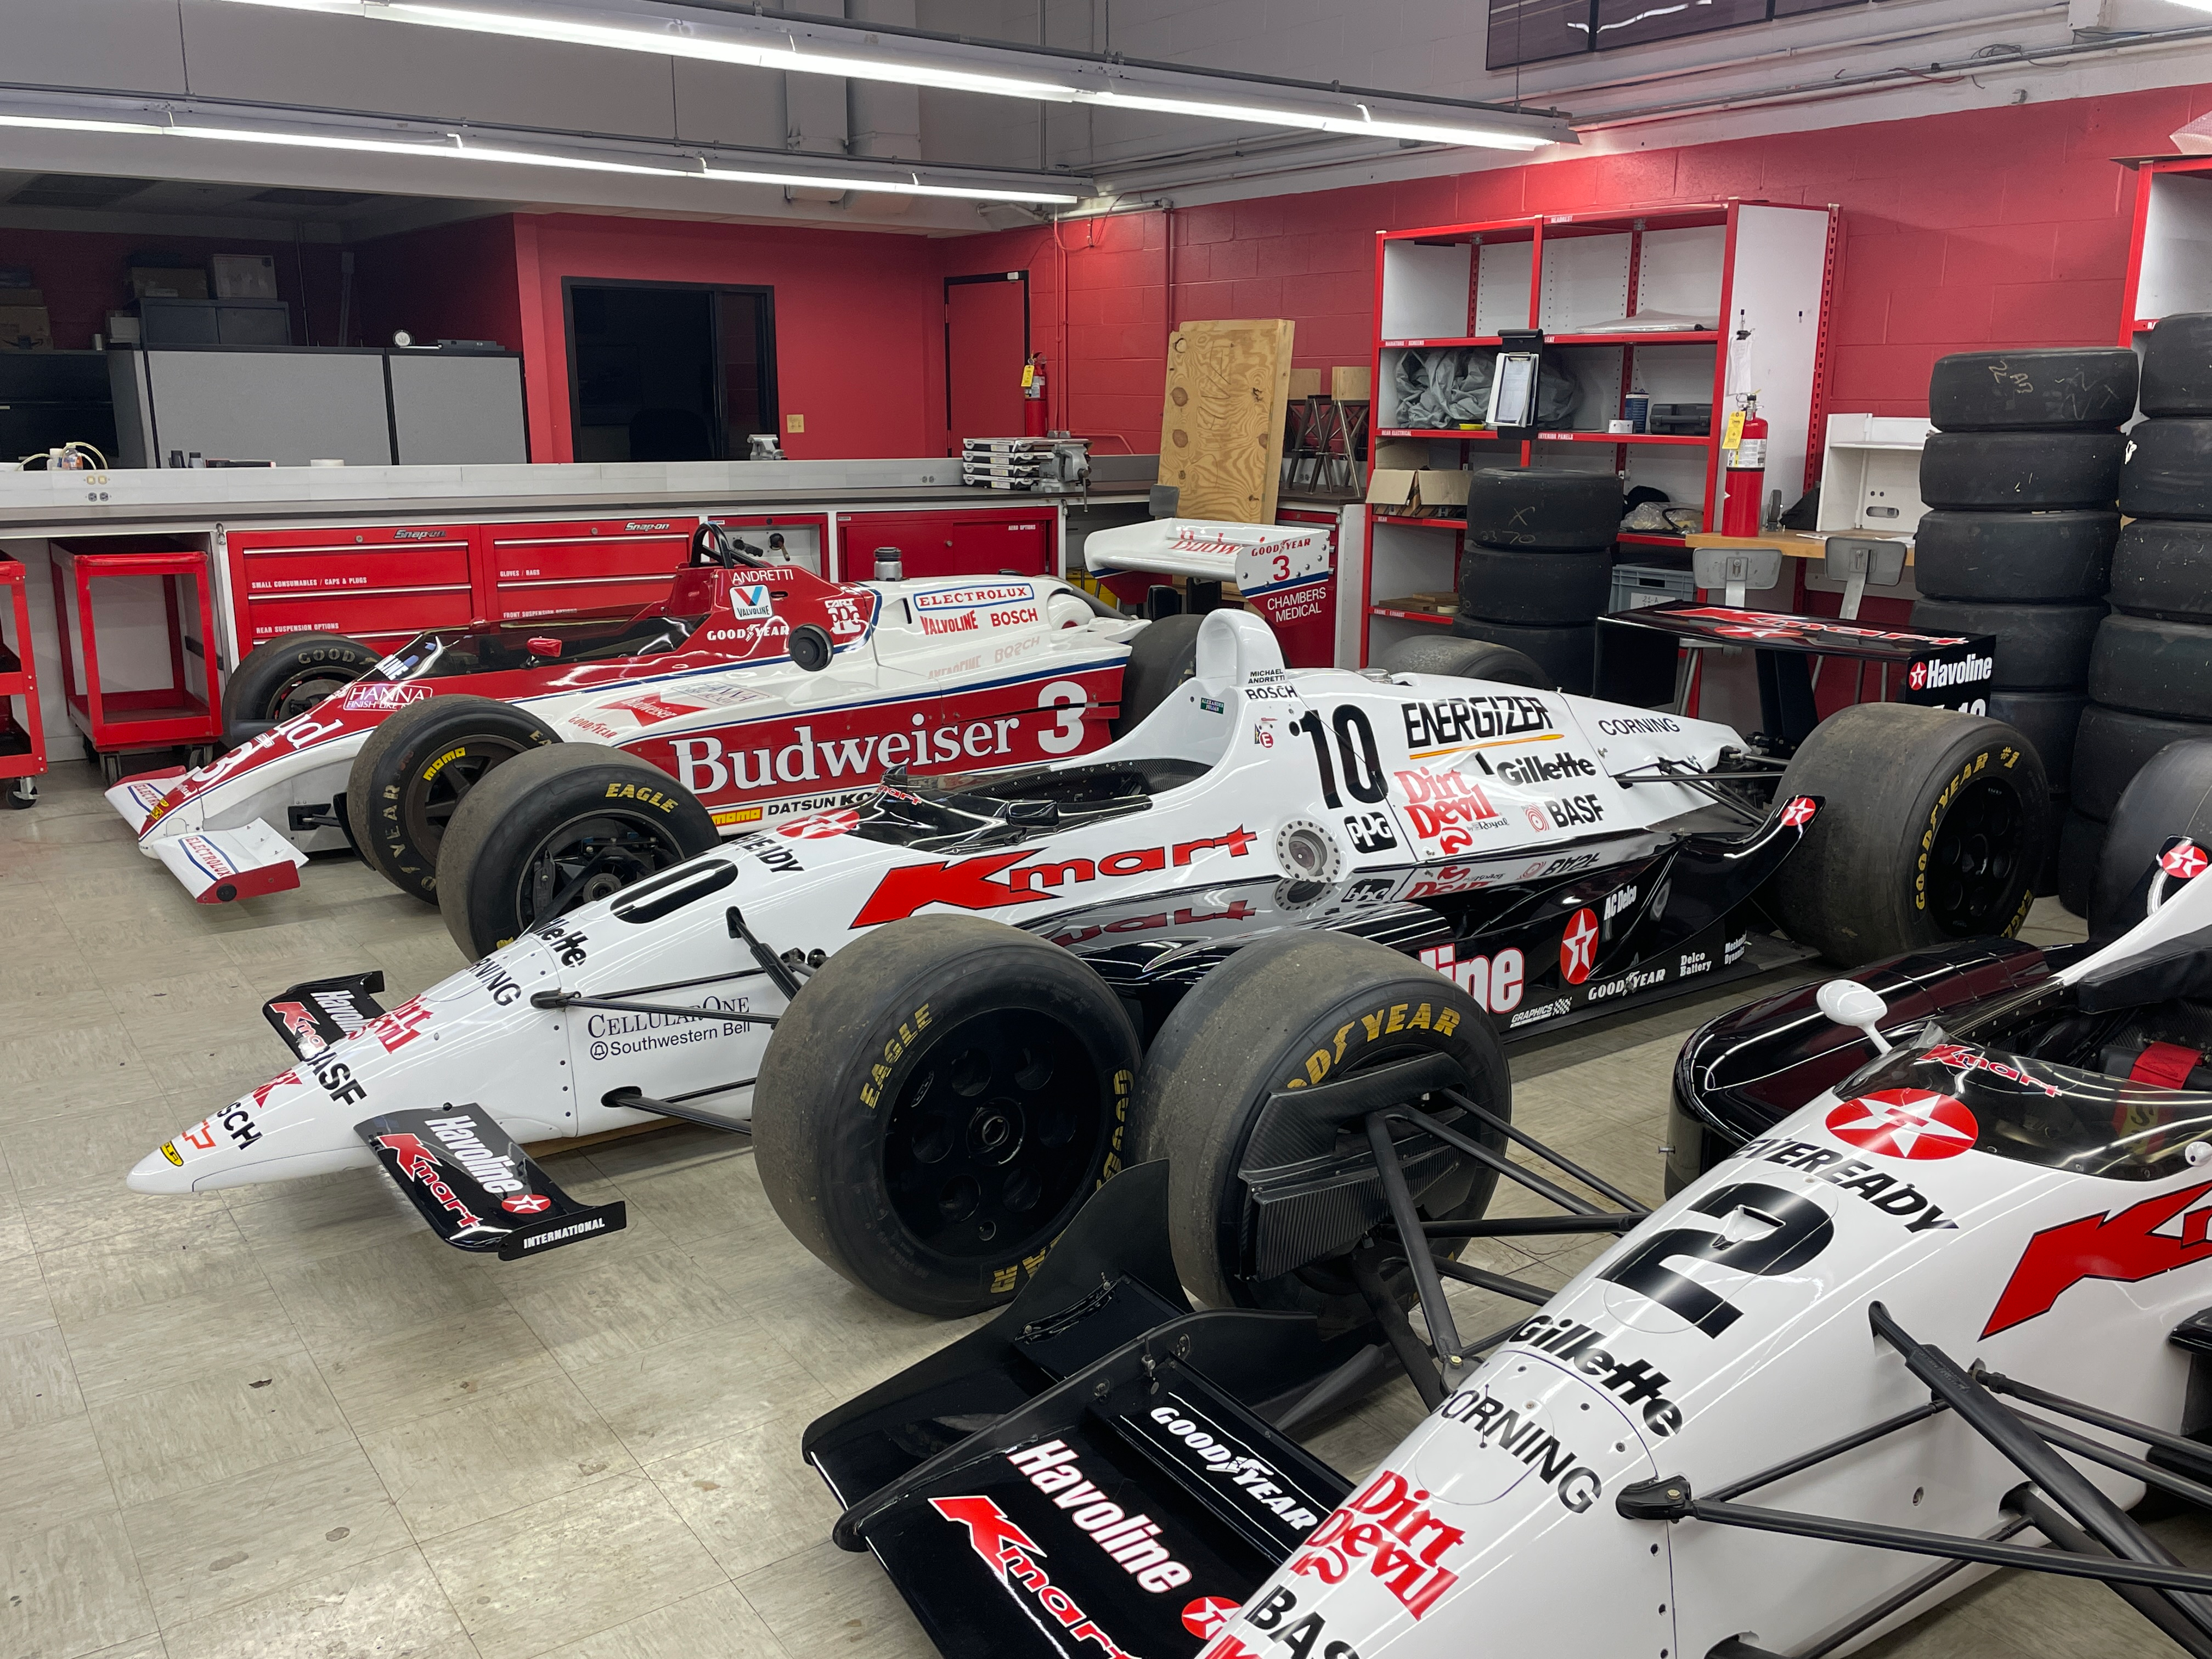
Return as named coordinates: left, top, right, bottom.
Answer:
left=128, top=610, right=2051, bottom=1313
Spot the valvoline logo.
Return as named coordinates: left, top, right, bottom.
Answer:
left=731, top=585, right=775, bottom=620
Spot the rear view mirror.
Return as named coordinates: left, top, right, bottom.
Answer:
left=1816, top=978, right=1892, bottom=1053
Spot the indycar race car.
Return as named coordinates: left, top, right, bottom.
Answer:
left=802, top=855, right=2212, bottom=1659
left=128, top=610, right=2051, bottom=1312
left=103, top=521, right=1161, bottom=947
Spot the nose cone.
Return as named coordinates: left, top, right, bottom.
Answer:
left=126, top=1143, right=192, bottom=1194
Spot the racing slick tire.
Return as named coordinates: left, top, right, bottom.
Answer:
left=1134, top=930, right=1510, bottom=1332
left=1765, top=702, right=2048, bottom=964
left=1985, top=690, right=2087, bottom=792
left=221, top=630, right=382, bottom=740
left=1377, top=634, right=1550, bottom=689
left=1918, top=431, right=2125, bottom=511
left=1910, top=510, right=2118, bottom=603
left=1449, top=616, right=1590, bottom=693
left=2086, top=613, right=2212, bottom=721
left=2087, top=738, right=2212, bottom=941
left=2120, top=419, right=2212, bottom=521
left=1110, top=612, right=1204, bottom=738
left=1464, top=467, right=1622, bottom=552
left=2058, top=807, right=2105, bottom=917
left=2109, top=521, right=2212, bottom=623
left=436, top=742, right=719, bottom=960
left=2143, top=313, right=2212, bottom=416
left=1927, top=348, right=2138, bottom=432
left=349, top=693, right=562, bottom=901
left=1456, top=546, right=1613, bottom=625
left=2070, top=704, right=2211, bottom=820
left=753, top=916, right=1142, bottom=1318
left=1908, top=598, right=2106, bottom=691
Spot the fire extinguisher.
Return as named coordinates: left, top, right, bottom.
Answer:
left=1720, top=394, right=1768, bottom=537
left=1023, top=353, right=1049, bottom=438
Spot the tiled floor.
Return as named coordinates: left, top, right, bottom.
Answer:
left=0, top=759, right=2191, bottom=1658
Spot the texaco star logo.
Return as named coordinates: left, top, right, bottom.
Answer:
left=780, top=809, right=860, bottom=839
left=2162, top=840, right=2208, bottom=880
left=1908, top=662, right=1929, bottom=690
left=1182, top=1598, right=1240, bottom=1639
left=1780, top=795, right=1818, bottom=827
left=1824, top=1088, right=1978, bottom=1161
left=1559, top=907, right=1600, bottom=985
left=501, top=1193, right=554, bottom=1215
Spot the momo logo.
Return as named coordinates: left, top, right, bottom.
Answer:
left=342, top=681, right=431, bottom=713
left=1984, top=1181, right=2212, bottom=1338
left=853, top=830, right=1257, bottom=927
left=1824, top=1089, right=1977, bottom=1161
left=1559, top=907, right=1600, bottom=985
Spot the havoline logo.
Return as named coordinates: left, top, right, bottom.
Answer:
left=1911, top=654, right=1993, bottom=690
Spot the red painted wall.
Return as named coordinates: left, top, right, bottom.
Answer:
left=511, top=213, right=942, bottom=461
left=348, top=216, right=526, bottom=353
left=0, top=227, right=346, bottom=349
left=944, top=83, right=2207, bottom=449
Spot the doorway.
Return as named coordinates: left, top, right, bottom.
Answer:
left=565, top=280, right=777, bottom=462
left=944, top=271, right=1029, bottom=454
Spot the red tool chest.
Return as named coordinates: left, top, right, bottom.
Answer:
left=227, top=523, right=478, bottom=653
left=485, top=515, right=697, bottom=620
left=0, top=554, right=44, bottom=803
left=836, top=510, right=1053, bottom=580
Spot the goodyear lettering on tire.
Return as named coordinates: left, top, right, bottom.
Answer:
left=1915, top=752, right=1993, bottom=914
left=1286, top=1001, right=1462, bottom=1090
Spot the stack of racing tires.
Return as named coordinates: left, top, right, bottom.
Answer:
left=2062, top=314, right=2212, bottom=914
left=1448, top=466, right=1625, bottom=695
left=1909, top=346, right=2136, bottom=897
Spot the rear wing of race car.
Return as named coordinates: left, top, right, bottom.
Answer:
left=803, top=1164, right=1362, bottom=1659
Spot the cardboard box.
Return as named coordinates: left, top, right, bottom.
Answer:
left=1374, top=590, right=1459, bottom=618
left=1417, top=469, right=1470, bottom=514
left=1332, top=365, right=1372, bottom=402
left=0, top=306, right=52, bottom=350
left=1288, top=368, right=1323, bottom=401
left=130, top=267, right=209, bottom=300
left=1365, top=469, right=1419, bottom=514
left=1373, top=439, right=1429, bottom=471
left=211, top=253, right=279, bottom=299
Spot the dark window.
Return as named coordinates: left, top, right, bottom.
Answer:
left=565, top=281, right=776, bottom=463
left=1488, top=0, right=1881, bottom=68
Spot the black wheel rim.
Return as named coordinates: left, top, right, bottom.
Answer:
left=511, top=810, right=694, bottom=929
left=881, top=1009, right=1110, bottom=1260
left=1925, top=776, right=2024, bottom=934
left=404, top=736, right=530, bottom=857
left=264, top=665, right=363, bottom=723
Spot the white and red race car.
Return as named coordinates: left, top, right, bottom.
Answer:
left=805, top=834, right=2212, bottom=1659
left=104, top=524, right=1167, bottom=937
left=125, top=611, right=2049, bottom=1314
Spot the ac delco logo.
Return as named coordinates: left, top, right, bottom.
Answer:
left=853, top=829, right=1257, bottom=926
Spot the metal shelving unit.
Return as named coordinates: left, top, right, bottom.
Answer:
left=1361, top=200, right=1839, bottom=664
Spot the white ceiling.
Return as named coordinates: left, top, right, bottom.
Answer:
left=4, top=0, right=2212, bottom=235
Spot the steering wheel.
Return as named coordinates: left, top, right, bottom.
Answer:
left=691, top=523, right=771, bottom=568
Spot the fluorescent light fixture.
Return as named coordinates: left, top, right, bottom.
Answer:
left=202, top=0, right=1575, bottom=152
left=0, top=95, right=1088, bottom=201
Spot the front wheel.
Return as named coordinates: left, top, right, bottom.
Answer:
left=1765, top=703, right=2049, bottom=964
left=348, top=693, right=561, bottom=900
left=436, top=742, right=720, bottom=960
left=753, top=916, right=1141, bottom=1317
left=1135, top=930, right=1510, bottom=1335
left=222, top=630, right=382, bottom=738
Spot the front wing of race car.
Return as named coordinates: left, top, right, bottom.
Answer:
left=805, top=1165, right=1362, bottom=1659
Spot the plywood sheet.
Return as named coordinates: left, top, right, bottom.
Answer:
left=1158, top=318, right=1295, bottom=523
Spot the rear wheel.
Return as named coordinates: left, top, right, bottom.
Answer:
left=2088, top=739, right=2212, bottom=943
left=1135, top=931, right=1509, bottom=1334
left=1765, top=703, right=2048, bottom=964
left=1378, top=634, right=1550, bottom=689
left=348, top=693, right=561, bottom=900
left=436, top=742, right=719, bottom=960
left=1450, top=616, right=1590, bottom=693
left=222, top=630, right=381, bottom=738
left=753, top=916, right=1141, bottom=1317
left=1111, top=613, right=1204, bottom=737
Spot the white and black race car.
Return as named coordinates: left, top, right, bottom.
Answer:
left=804, top=847, right=2212, bottom=1659
left=126, top=609, right=2050, bottom=1313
